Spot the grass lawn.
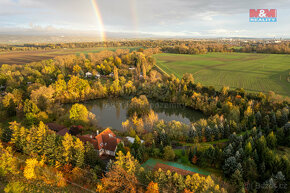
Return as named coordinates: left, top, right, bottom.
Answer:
left=154, top=53, right=290, bottom=96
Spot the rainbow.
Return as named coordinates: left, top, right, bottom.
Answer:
left=130, top=0, right=139, bottom=33
left=90, top=0, right=106, bottom=41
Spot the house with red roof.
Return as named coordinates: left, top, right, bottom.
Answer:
left=78, top=128, right=122, bottom=157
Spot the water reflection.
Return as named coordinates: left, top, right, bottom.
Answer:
left=66, top=98, right=205, bottom=130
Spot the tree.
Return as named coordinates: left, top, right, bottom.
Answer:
left=24, top=158, right=41, bottom=180
left=114, top=151, right=140, bottom=174
left=23, top=99, right=39, bottom=115
left=62, top=133, right=74, bottom=163
left=243, top=158, right=258, bottom=182
left=30, top=86, right=55, bottom=111
left=32, top=121, right=48, bottom=154
left=4, top=181, right=25, bottom=193
left=127, top=95, right=150, bottom=117
left=101, top=164, right=139, bottom=193
left=101, top=151, right=140, bottom=193
left=84, top=142, right=100, bottom=168
left=54, top=76, right=67, bottom=98
left=0, top=143, right=19, bottom=176
left=23, top=99, right=40, bottom=124
left=223, top=156, right=241, bottom=177
left=231, top=169, right=245, bottom=192
left=163, top=146, right=175, bottom=161
left=43, top=133, right=58, bottom=165
left=266, top=131, right=277, bottom=149
left=244, top=142, right=252, bottom=157
left=73, top=64, right=82, bottom=75
left=74, top=138, right=85, bottom=167
left=67, top=76, right=90, bottom=100
left=181, top=73, right=194, bottom=85
left=2, top=94, right=17, bottom=116
left=146, top=181, right=159, bottom=193
left=69, top=103, right=89, bottom=124
left=113, top=66, right=119, bottom=81
left=255, top=111, right=262, bottom=127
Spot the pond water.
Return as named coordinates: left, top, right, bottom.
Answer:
left=142, top=158, right=210, bottom=176
left=67, top=98, right=205, bottom=130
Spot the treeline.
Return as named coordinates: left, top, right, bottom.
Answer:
left=162, top=42, right=290, bottom=54
left=240, top=42, right=290, bottom=54
left=1, top=40, right=290, bottom=54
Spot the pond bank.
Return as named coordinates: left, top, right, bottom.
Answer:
left=64, top=98, right=205, bottom=130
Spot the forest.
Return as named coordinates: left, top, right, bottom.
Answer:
left=0, top=46, right=289, bottom=193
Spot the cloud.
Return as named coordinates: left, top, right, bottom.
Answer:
left=0, top=0, right=289, bottom=38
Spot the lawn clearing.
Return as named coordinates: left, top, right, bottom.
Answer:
left=142, top=158, right=211, bottom=176
left=154, top=53, right=290, bottom=96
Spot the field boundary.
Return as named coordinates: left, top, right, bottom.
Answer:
left=154, top=63, right=170, bottom=77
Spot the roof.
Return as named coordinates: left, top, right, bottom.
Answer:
left=77, top=134, right=99, bottom=149
left=56, top=128, right=70, bottom=136
left=95, top=128, right=121, bottom=152
left=77, top=129, right=121, bottom=153
left=47, top=123, right=66, bottom=132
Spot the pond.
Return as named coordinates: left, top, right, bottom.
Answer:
left=66, top=98, right=205, bottom=130
left=142, top=158, right=210, bottom=176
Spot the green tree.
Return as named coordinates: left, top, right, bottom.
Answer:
left=69, top=103, right=89, bottom=124
left=243, top=158, right=258, bottom=182
left=127, top=95, right=150, bottom=117
left=4, top=182, right=25, bottom=193
left=244, top=142, right=252, bottom=157
left=74, top=138, right=85, bottom=167
left=23, top=99, right=40, bottom=125
left=266, top=131, right=277, bottom=149
left=62, top=133, right=74, bottom=163
left=181, top=73, right=194, bottom=85
left=231, top=169, right=245, bottom=192
left=163, top=146, right=175, bottom=161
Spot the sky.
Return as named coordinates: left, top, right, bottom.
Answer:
left=0, top=0, right=290, bottom=38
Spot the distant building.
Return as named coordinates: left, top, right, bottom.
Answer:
left=85, top=72, right=92, bottom=78
left=125, top=136, right=144, bottom=144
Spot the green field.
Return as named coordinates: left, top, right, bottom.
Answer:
left=154, top=53, right=290, bottom=96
